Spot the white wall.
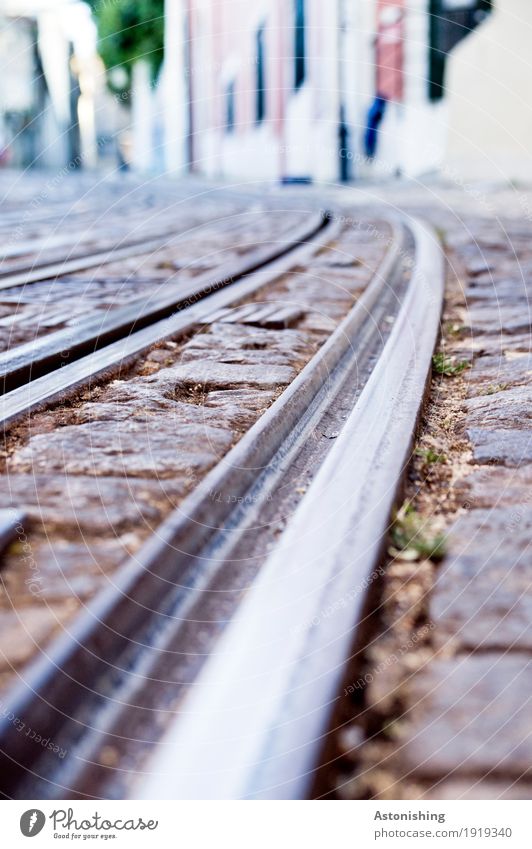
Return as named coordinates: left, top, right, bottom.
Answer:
left=401, top=0, right=446, bottom=177
left=446, top=0, right=532, bottom=183
left=162, top=0, right=188, bottom=172
left=131, top=60, right=155, bottom=171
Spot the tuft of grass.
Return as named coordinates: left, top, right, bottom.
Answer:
left=415, top=447, right=447, bottom=465
left=444, top=322, right=466, bottom=338
left=432, top=352, right=470, bottom=377
left=389, top=502, right=446, bottom=562
left=484, top=382, right=510, bottom=395
left=381, top=718, right=406, bottom=740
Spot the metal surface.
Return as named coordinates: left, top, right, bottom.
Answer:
left=68, top=222, right=409, bottom=800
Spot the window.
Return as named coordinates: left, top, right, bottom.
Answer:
left=256, top=25, right=266, bottom=123
left=294, top=0, right=306, bottom=90
left=226, top=80, right=235, bottom=133
left=428, top=0, right=492, bottom=100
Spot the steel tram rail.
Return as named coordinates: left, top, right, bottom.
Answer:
left=0, top=212, right=444, bottom=800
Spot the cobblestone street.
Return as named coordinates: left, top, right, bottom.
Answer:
left=0, top=172, right=530, bottom=806
left=1, top=0, right=532, bottom=834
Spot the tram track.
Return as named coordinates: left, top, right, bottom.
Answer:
left=0, top=176, right=290, bottom=293
left=0, top=203, right=443, bottom=799
left=135, top=216, right=444, bottom=801
left=0, top=208, right=322, bottom=392
left=0, top=200, right=262, bottom=290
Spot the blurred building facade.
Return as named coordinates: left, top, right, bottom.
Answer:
left=4, top=0, right=520, bottom=182
left=446, top=0, right=532, bottom=182
left=0, top=0, right=104, bottom=169
left=159, top=0, right=492, bottom=182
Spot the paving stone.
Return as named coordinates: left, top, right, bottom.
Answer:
left=464, top=385, right=532, bottom=428
left=398, top=656, right=532, bottom=779
left=96, top=379, right=183, bottom=410
left=117, top=372, right=281, bottom=431
left=0, top=192, right=266, bottom=351
left=204, top=388, right=277, bottom=430
left=298, top=313, right=337, bottom=334
left=465, top=334, right=532, bottom=356
left=308, top=269, right=368, bottom=292
left=431, top=508, right=532, bottom=651
left=282, top=274, right=361, bottom=301
left=465, top=351, right=532, bottom=390
left=379, top=200, right=532, bottom=796
left=467, top=427, right=532, bottom=466
left=419, top=779, right=532, bottom=800
left=181, top=336, right=310, bottom=367
left=177, top=321, right=310, bottom=367
left=0, top=475, right=187, bottom=533
left=1, top=538, right=137, bottom=602
left=465, top=279, right=532, bottom=302
left=75, top=398, right=231, bottom=430
left=468, top=304, right=532, bottom=335
left=455, top=465, right=532, bottom=508
left=445, top=507, right=532, bottom=555
left=466, top=293, right=532, bottom=310
left=8, top=420, right=235, bottom=479
left=161, top=359, right=296, bottom=392
left=0, top=603, right=79, bottom=672
left=465, top=258, right=494, bottom=276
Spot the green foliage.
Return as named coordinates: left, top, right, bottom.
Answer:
left=86, top=0, right=164, bottom=96
left=432, top=352, right=470, bottom=377
left=415, top=447, right=447, bottom=465
left=390, top=502, right=446, bottom=562
left=484, top=382, right=510, bottom=395
left=444, top=321, right=466, bottom=338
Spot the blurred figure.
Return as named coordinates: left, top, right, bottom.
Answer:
left=364, top=94, right=387, bottom=159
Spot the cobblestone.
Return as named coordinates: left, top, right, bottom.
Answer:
left=0, top=475, right=186, bottom=533
left=8, top=420, right=236, bottom=478
left=395, top=657, right=532, bottom=780
left=392, top=202, right=532, bottom=794
left=456, top=465, right=532, bottom=508
left=467, top=427, right=532, bottom=466
left=0, top=603, right=79, bottom=673
left=431, top=508, right=532, bottom=652
left=0, top=200, right=304, bottom=353
left=158, top=360, right=297, bottom=392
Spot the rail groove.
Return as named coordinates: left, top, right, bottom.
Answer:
left=135, top=216, right=444, bottom=800
left=0, top=212, right=444, bottom=801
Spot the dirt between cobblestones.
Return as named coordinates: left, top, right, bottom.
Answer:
left=0, top=219, right=389, bottom=689
left=321, top=204, right=532, bottom=801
